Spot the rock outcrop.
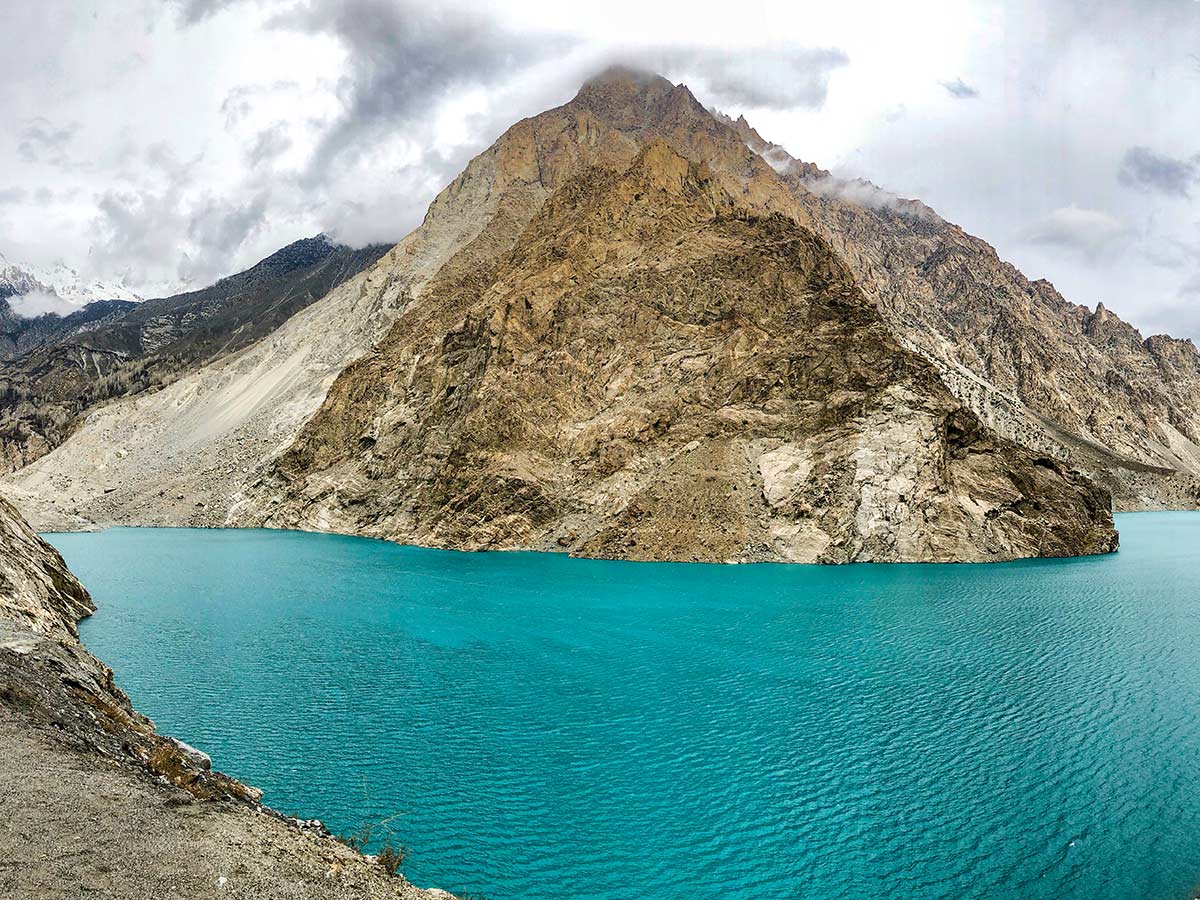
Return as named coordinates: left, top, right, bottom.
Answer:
left=0, top=495, right=94, bottom=635
left=0, top=493, right=453, bottom=899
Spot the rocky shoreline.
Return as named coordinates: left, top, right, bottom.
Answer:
left=0, top=495, right=454, bottom=899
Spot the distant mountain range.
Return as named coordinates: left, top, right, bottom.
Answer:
left=0, top=251, right=141, bottom=310
left=1, top=252, right=144, bottom=361
left=1, top=67, right=1197, bottom=562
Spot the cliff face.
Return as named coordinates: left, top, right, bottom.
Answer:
left=0, top=494, right=453, bottom=899
left=242, top=141, right=1116, bottom=563
left=0, top=493, right=263, bottom=802
left=0, top=495, right=93, bottom=636
left=719, top=117, right=1200, bottom=510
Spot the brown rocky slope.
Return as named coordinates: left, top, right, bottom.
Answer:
left=243, top=141, right=1116, bottom=563
left=719, top=114, right=1200, bottom=510
left=0, top=494, right=453, bottom=899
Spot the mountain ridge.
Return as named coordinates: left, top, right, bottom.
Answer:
left=0, top=235, right=389, bottom=473
left=0, top=250, right=141, bottom=312
left=2, top=67, right=1191, bottom=557
left=714, top=112, right=1200, bottom=508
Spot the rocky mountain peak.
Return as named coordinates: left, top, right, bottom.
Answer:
left=566, top=67, right=722, bottom=140
left=574, top=65, right=675, bottom=103
left=238, top=119, right=1117, bottom=564
left=1144, top=332, right=1200, bottom=379
left=0, top=251, right=142, bottom=311
left=1082, top=300, right=1140, bottom=346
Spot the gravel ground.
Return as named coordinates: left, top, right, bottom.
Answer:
left=0, top=709, right=454, bottom=900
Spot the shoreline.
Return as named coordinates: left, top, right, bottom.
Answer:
left=42, top=517, right=1131, bottom=566
left=0, top=497, right=457, bottom=899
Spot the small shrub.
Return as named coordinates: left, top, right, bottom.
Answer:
left=339, top=815, right=409, bottom=877
left=376, top=841, right=407, bottom=877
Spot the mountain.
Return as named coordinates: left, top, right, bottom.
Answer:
left=0, top=248, right=143, bottom=361
left=0, top=235, right=389, bottom=473
left=251, top=140, right=1115, bottom=562
left=0, top=250, right=141, bottom=310
left=0, top=68, right=1120, bottom=562
left=716, top=116, right=1200, bottom=510
left=0, top=298, right=138, bottom=360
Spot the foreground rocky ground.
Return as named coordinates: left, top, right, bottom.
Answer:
left=0, top=496, right=453, bottom=900
left=0, top=709, right=447, bottom=900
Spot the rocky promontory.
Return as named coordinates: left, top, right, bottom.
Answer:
left=245, top=139, right=1117, bottom=563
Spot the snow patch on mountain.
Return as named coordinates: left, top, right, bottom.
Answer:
left=0, top=250, right=141, bottom=317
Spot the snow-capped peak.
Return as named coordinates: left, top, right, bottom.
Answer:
left=1, top=252, right=142, bottom=316
left=23, top=260, right=142, bottom=306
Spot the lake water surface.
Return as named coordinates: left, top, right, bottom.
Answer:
left=49, top=513, right=1200, bottom=900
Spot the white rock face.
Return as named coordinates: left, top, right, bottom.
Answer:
left=754, top=441, right=813, bottom=507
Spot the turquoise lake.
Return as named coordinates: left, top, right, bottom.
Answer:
left=48, top=513, right=1200, bottom=900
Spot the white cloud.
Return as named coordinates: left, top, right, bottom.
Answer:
left=1023, top=206, right=1127, bottom=257
left=6, top=290, right=76, bottom=318
left=939, top=77, right=979, bottom=99
left=0, top=0, right=1197, bottom=344
left=805, top=175, right=939, bottom=220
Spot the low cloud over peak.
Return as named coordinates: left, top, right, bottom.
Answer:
left=655, top=47, right=849, bottom=110
left=1023, top=206, right=1127, bottom=258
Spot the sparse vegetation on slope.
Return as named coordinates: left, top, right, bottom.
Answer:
left=0, top=236, right=389, bottom=473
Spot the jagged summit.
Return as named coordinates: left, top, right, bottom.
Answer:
left=577, top=64, right=673, bottom=94
left=564, top=66, right=718, bottom=141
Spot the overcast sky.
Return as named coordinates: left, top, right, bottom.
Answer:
left=1, top=0, right=1198, bottom=339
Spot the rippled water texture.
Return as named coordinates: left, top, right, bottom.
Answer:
left=50, top=513, right=1200, bottom=900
